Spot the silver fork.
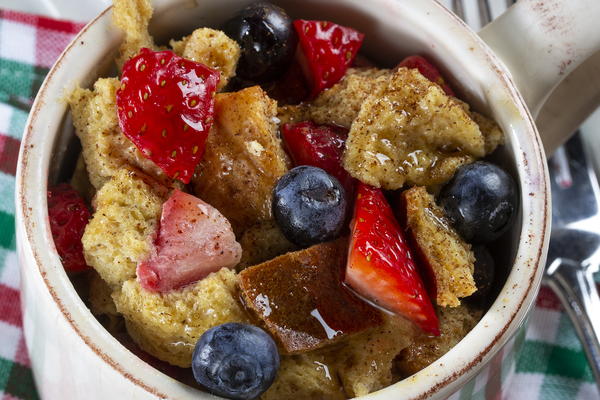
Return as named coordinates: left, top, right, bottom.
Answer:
left=451, top=0, right=600, bottom=388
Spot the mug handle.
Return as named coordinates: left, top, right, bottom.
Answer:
left=479, top=0, right=600, bottom=155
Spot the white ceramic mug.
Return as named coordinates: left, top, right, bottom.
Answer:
left=15, top=0, right=600, bottom=398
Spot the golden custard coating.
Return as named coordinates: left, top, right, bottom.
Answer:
left=113, top=268, right=249, bottom=368
left=170, top=28, right=241, bottom=90
left=335, top=315, right=417, bottom=397
left=68, top=78, right=174, bottom=190
left=395, top=304, right=482, bottom=377
left=343, top=67, right=486, bottom=189
left=82, top=168, right=168, bottom=288
left=403, top=186, right=476, bottom=307
left=192, top=86, right=290, bottom=234
left=262, top=352, right=345, bottom=400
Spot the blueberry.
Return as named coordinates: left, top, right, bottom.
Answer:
left=465, top=245, right=495, bottom=305
left=439, top=161, right=518, bottom=243
left=192, top=323, right=279, bottom=400
left=273, top=166, right=347, bottom=247
left=222, top=2, right=297, bottom=82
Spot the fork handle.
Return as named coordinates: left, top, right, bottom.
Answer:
left=545, top=258, right=600, bottom=387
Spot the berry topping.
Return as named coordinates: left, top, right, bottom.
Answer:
left=192, top=323, right=279, bottom=400
left=223, top=2, right=297, bottom=82
left=116, top=48, right=220, bottom=184
left=345, top=183, right=439, bottom=335
left=47, top=184, right=91, bottom=273
left=398, top=55, right=455, bottom=96
left=272, top=166, right=347, bottom=247
left=137, top=190, right=241, bottom=292
left=281, top=121, right=355, bottom=197
left=293, top=19, right=364, bottom=97
left=439, top=161, right=518, bottom=243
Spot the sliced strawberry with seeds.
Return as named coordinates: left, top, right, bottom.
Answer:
left=281, top=121, right=355, bottom=197
left=47, top=184, right=91, bottom=273
left=293, top=20, right=364, bottom=98
left=397, top=55, right=455, bottom=96
left=345, top=183, right=439, bottom=335
left=137, top=190, right=242, bottom=292
left=117, top=48, right=220, bottom=184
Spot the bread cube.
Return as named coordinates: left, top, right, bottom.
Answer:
left=238, top=220, right=297, bottom=271
left=170, top=28, right=241, bottom=90
left=82, top=168, right=168, bottom=288
left=192, top=86, right=290, bottom=234
left=343, top=67, right=486, bottom=189
left=113, top=268, right=249, bottom=367
left=402, top=186, right=476, bottom=307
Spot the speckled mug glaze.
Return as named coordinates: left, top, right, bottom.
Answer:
left=15, top=0, right=600, bottom=398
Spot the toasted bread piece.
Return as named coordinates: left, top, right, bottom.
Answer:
left=113, top=268, right=249, bottom=367
left=470, top=110, right=504, bottom=154
left=343, top=67, right=486, bottom=189
left=113, top=0, right=158, bottom=69
left=192, top=86, right=290, bottom=234
left=88, top=271, right=118, bottom=316
left=82, top=168, right=168, bottom=288
left=402, top=186, right=476, bottom=307
left=262, top=353, right=345, bottom=400
left=239, top=239, right=382, bottom=354
left=395, top=304, right=482, bottom=377
left=238, top=220, right=298, bottom=271
left=335, top=315, right=418, bottom=397
left=68, top=78, right=175, bottom=190
left=170, top=28, right=240, bottom=90
left=277, top=68, right=391, bottom=128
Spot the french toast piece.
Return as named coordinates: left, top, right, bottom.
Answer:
left=335, top=315, right=418, bottom=397
left=343, top=67, right=486, bottom=189
left=277, top=68, right=391, bottom=128
left=395, top=304, right=482, bottom=377
left=402, top=186, right=476, bottom=307
left=170, top=28, right=241, bottom=90
left=239, top=239, right=382, bottom=354
left=192, top=86, right=290, bottom=234
left=113, top=268, right=249, bottom=367
left=88, top=271, right=118, bottom=317
left=113, top=0, right=158, bottom=69
left=68, top=78, right=175, bottom=190
left=470, top=110, right=504, bottom=154
left=262, top=353, right=345, bottom=400
left=82, top=168, right=168, bottom=288
left=238, top=220, right=298, bottom=271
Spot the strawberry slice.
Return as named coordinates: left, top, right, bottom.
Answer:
left=281, top=121, right=355, bottom=197
left=117, top=48, right=220, bottom=184
left=293, top=20, right=364, bottom=98
left=137, top=190, right=242, bottom=292
left=344, top=183, right=439, bottom=335
left=47, top=184, right=91, bottom=273
left=397, top=55, right=455, bottom=96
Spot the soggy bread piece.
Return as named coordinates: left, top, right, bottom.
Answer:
left=88, top=271, right=118, bottom=316
left=395, top=304, right=482, bottom=377
left=343, top=67, right=486, bottom=189
left=335, top=315, right=417, bottom=397
left=262, top=353, right=345, bottom=400
left=113, top=0, right=157, bottom=68
left=238, top=220, right=298, bottom=270
left=82, top=168, right=168, bottom=288
left=170, top=28, right=241, bottom=90
left=470, top=110, right=504, bottom=154
left=402, top=186, right=476, bottom=307
left=113, top=268, right=249, bottom=367
left=239, top=239, right=382, bottom=354
left=277, top=68, right=390, bottom=128
left=68, top=78, right=174, bottom=189
left=192, top=86, right=289, bottom=234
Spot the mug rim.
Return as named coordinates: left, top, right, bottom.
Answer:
left=15, top=0, right=550, bottom=398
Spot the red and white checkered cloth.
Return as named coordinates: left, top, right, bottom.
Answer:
left=0, top=7, right=597, bottom=400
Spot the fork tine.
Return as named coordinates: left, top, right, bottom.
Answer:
left=452, top=0, right=465, bottom=20
left=479, top=0, right=493, bottom=25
